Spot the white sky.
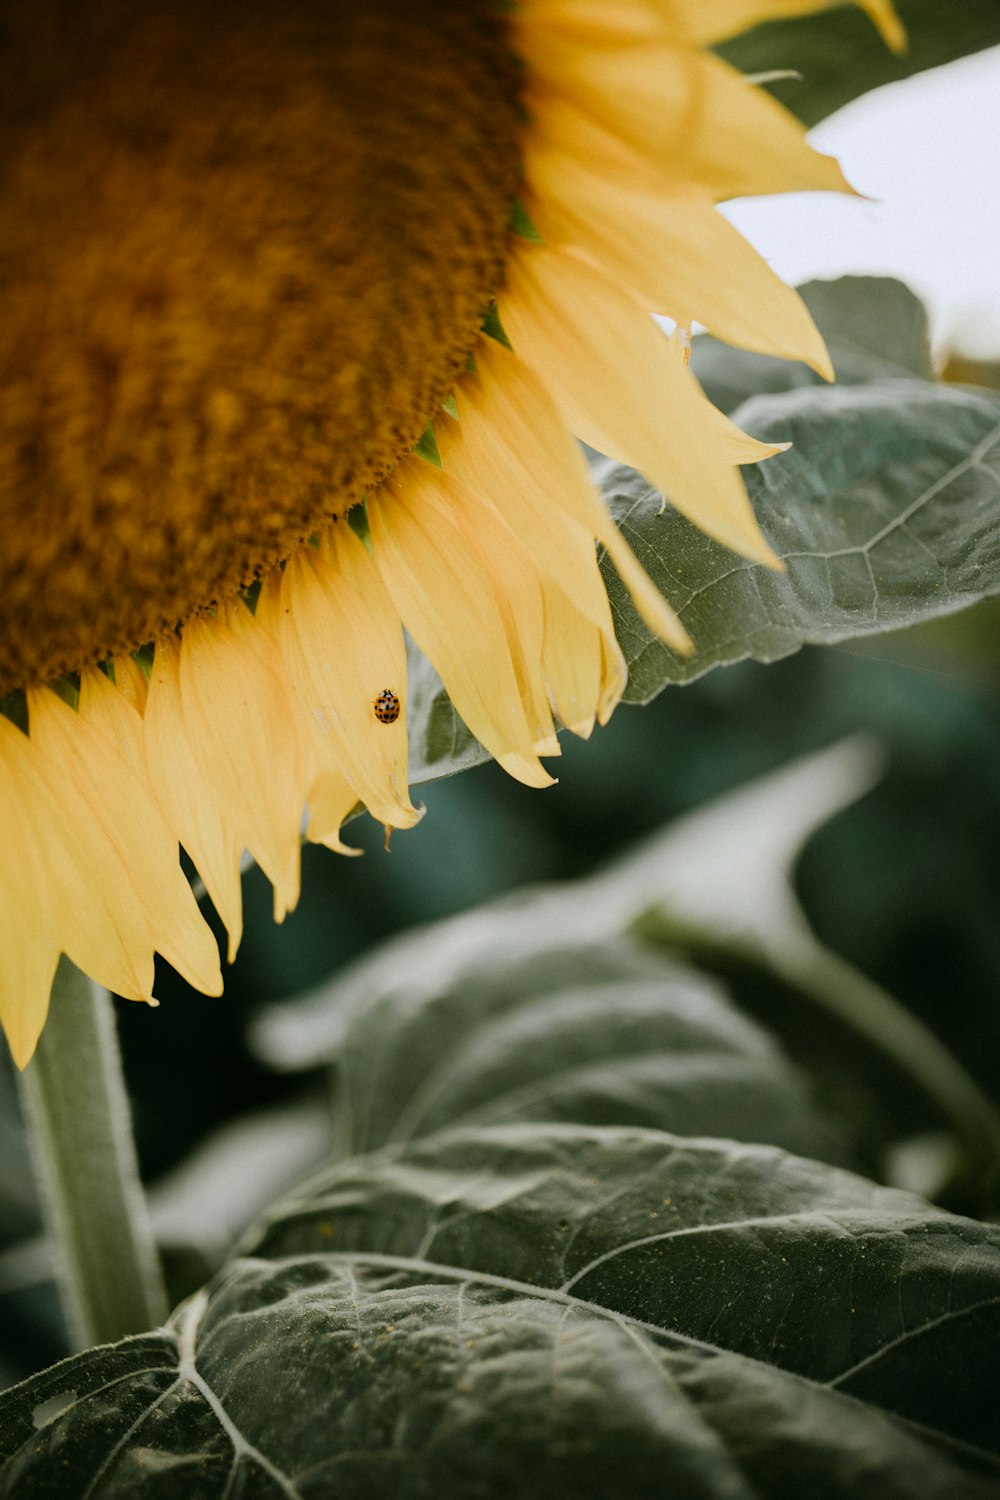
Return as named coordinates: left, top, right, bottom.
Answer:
left=722, top=43, right=1000, bottom=358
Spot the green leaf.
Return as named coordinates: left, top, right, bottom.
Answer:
left=792, top=277, right=934, bottom=383
left=602, top=381, right=1000, bottom=702
left=617, top=740, right=1000, bottom=1203
left=692, top=276, right=934, bottom=416
left=406, top=638, right=488, bottom=784
left=265, top=937, right=848, bottom=1168
left=718, top=1, right=1000, bottom=128
left=412, top=422, right=442, bottom=468
left=246, top=1127, right=1000, bottom=1453
left=6, top=1127, right=999, bottom=1496
left=255, top=737, right=1000, bottom=1198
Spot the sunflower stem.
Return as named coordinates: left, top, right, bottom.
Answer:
left=16, top=959, right=167, bottom=1348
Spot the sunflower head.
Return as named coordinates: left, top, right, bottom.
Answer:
left=0, top=0, right=901, bottom=1068
left=0, top=0, right=522, bottom=692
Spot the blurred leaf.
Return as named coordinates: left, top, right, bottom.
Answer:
left=692, top=276, right=934, bottom=415
left=255, top=738, right=1000, bottom=1200
left=603, top=381, right=1000, bottom=700
left=299, top=938, right=848, bottom=1167
left=785, top=277, right=934, bottom=383
left=602, top=732, right=1000, bottom=1200
left=718, top=1, right=1000, bottom=128
left=625, top=743, right=1000, bottom=1205
left=149, top=1095, right=332, bottom=1267
left=251, top=741, right=877, bottom=1070
left=5, top=1126, right=999, bottom=1497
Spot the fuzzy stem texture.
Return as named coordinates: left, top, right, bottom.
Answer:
left=16, top=960, right=167, bottom=1348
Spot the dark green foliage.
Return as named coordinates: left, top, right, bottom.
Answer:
left=3, top=1127, right=998, bottom=1497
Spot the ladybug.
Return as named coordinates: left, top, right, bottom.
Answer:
left=373, top=688, right=401, bottom=724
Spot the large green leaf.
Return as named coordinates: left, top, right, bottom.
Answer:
left=274, top=938, right=848, bottom=1167
left=4, top=1126, right=998, bottom=1497
left=603, top=380, right=1000, bottom=701
left=718, top=1, right=1000, bottom=128
left=254, top=738, right=1000, bottom=1199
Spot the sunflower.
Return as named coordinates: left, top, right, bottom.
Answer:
left=0, top=0, right=902, bottom=1067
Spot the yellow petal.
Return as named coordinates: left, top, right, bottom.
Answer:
left=27, top=685, right=223, bottom=1001
left=442, top=347, right=621, bottom=640
left=462, top=336, right=692, bottom=652
left=854, top=0, right=906, bottom=50
left=370, top=465, right=559, bottom=788
left=541, top=577, right=626, bottom=735
left=252, top=569, right=285, bottom=642
left=112, top=654, right=150, bottom=716
left=24, top=692, right=153, bottom=1001
left=675, top=0, right=906, bottom=53
left=433, top=468, right=562, bottom=759
left=441, top=338, right=630, bottom=727
left=144, top=635, right=245, bottom=962
left=306, top=770, right=364, bottom=856
left=78, top=666, right=145, bottom=773
left=517, top=26, right=850, bottom=200
left=524, top=135, right=832, bottom=375
left=180, top=604, right=304, bottom=923
left=501, top=244, right=781, bottom=568
left=278, top=523, right=422, bottom=829
left=0, top=718, right=63, bottom=1068
left=77, top=667, right=224, bottom=993
left=516, top=0, right=665, bottom=43
left=21, top=693, right=151, bottom=1002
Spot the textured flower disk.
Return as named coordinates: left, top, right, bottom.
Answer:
left=0, top=0, right=902, bottom=1065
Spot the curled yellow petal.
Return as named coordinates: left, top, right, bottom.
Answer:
left=306, top=770, right=364, bottom=856
left=855, top=0, right=907, bottom=50
left=541, top=578, right=626, bottom=736
left=438, top=473, right=562, bottom=760
left=440, top=337, right=631, bottom=726
left=461, top=336, right=692, bottom=652
left=442, top=347, right=621, bottom=640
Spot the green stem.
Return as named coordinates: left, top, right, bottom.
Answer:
left=16, top=958, right=168, bottom=1348
left=791, top=942, right=1000, bottom=1165
left=635, top=910, right=1000, bottom=1179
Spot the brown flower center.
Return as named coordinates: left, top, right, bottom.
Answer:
left=0, top=0, right=523, bottom=693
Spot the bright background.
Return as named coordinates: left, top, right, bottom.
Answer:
left=724, top=43, right=1000, bottom=359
